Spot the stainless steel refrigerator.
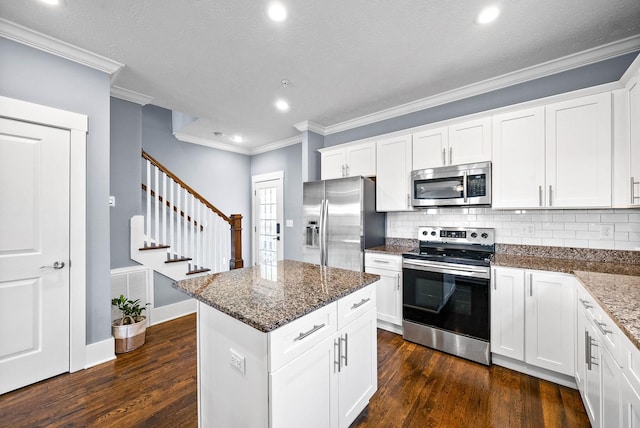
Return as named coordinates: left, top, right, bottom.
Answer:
left=303, top=176, right=386, bottom=271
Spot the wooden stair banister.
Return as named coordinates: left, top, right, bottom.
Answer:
left=142, top=150, right=243, bottom=270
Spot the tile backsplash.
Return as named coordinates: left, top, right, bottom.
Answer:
left=387, top=208, right=640, bottom=251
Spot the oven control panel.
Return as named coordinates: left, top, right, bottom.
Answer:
left=418, top=226, right=494, bottom=245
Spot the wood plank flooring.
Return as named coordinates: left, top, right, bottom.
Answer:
left=0, top=315, right=590, bottom=427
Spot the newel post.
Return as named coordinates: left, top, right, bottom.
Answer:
left=230, top=214, right=244, bottom=269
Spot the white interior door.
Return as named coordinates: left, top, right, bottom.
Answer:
left=252, top=172, right=284, bottom=268
left=0, top=117, right=71, bottom=394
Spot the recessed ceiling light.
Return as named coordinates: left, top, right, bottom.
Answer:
left=268, top=3, right=287, bottom=22
left=275, top=99, right=290, bottom=112
left=39, top=0, right=65, bottom=6
left=231, top=135, right=244, bottom=143
left=475, top=6, right=500, bottom=24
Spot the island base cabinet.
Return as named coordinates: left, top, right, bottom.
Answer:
left=622, top=373, right=640, bottom=426
left=270, top=307, right=377, bottom=428
left=269, top=338, right=338, bottom=428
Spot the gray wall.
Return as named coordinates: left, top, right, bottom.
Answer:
left=302, top=131, right=324, bottom=182
left=110, top=98, right=142, bottom=268
left=0, top=38, right=112, bottom=344
left=251, top=143, right=304, bottom=261
left=324, top=51, right=640, bottom=147
left=142, top=105, right=253, bottom=306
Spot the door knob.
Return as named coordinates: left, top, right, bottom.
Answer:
left=41, top=261, right=65, bottom=269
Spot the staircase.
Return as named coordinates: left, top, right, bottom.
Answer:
left=130, top=150, right=243, bottom=281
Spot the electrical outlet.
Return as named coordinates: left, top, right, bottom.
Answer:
left=230, top=349, right=246, bottom=374
left=599, top=224, right=614, bottom=239
left=108, top=196, right=116, bottom=207
left=520, top=223, right=535, bottom=236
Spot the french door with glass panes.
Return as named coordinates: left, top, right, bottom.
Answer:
left=252, top=172, right=284, bottom=266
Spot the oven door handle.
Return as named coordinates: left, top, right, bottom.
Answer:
left=402, top=259, right=490, bottom=279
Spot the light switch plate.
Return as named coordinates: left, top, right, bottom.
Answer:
left=108, top=196, right=116, bottom=207
left=286, top=219, right=293, bottom=227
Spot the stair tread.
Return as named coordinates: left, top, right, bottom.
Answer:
left=139, top=244, right=171, bottom=251
left=186, top=268, right=211, bottom=275
left=165, top=257, right=192, bottom=263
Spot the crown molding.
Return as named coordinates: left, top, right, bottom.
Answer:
left=173, top=132, right=251, bottom=155
left=110, top=85, right=154, bottom=106
left=293, top=120, right=326, bottom=135
left=0, top=18, right=124, bottom=75
left=250, top=135, right=302, bottom=155
left=322, top=35, right=640, bottom=136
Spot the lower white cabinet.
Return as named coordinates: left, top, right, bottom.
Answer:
left=491, top=267, right=575, bottom=377
left=621, top=373, right=640, bottom=426
left=365, top=253, right=402, bottom=332
left=270, top=307, right=377, bottom=428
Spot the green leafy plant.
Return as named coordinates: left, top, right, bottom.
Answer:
left=111, top=294, right=148, bottom=325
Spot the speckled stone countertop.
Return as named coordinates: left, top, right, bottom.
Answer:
left=493, top=244, right=640, bottom=351
left=365, top=237, right=417, bottom=256
left=173, top=260, right=379, bottom=333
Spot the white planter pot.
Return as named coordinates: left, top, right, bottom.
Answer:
left=112, top=316, right=147, bottom=353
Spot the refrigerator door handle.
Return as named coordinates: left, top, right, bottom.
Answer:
left=319, top=199, right=325, bottom=266
left=322, top=199, right=329, bottom=266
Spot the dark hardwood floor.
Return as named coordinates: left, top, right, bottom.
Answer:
left=0, top=315, right=590, bottom=427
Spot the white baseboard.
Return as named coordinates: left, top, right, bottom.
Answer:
left=377, top=320, right=403, bottom=335
left=492, top=354, right=577, bottom=389
left=150, top=298, right=197, bottom=325
left=84, top=337, right=116, bottom=369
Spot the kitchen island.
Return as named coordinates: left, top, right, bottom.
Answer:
left=174, top=260, right=380, bottom=428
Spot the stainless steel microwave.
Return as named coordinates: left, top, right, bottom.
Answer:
left=411, top=161, right=491, bottom=207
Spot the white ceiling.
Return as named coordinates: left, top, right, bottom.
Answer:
left=2, top=0, right=640, bottom=153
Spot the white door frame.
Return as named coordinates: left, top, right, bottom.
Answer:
left=251, top=171, right=284, bottom=265
left=0, top=96, right=87, bottom=372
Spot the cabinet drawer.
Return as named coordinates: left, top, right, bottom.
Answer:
left=268, top=303, right=338, bottom=372
left=365, top=253, right=402, bottom=271
left=593, top=305, right=623, bottom=365
left=337, top=284, right=377, bottom=330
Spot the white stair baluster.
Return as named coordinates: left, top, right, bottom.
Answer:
left=162, top=172, right=167, bottom=247
left=146, top=159, right=151, bottom=247
left=183, top=190, right=188, bottom=261
left=169, top=179, right=174, bottom=259
left=154, top=165, right=159, bottom=246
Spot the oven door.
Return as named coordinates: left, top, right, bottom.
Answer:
left=402, top=259, right=490, bottom=341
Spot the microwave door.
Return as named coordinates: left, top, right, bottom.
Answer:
left=414, top=176, right=464, bottom=200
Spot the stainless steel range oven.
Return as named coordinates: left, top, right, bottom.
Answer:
left=402, top=226, right=495, bottom=365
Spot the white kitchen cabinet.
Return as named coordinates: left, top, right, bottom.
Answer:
left=613, top=59, right=640, bottom=207
left=412, top=126, right=448, bottom=169
left=365, top=253, right=402, bottom=332
left=583, top=313, right=602, bottom=427
left=412, top=118, right=490, bottom=170
left=320, top=142, right=376, bottom=180
left=525, top=271, right=576, bottom=376
left=491, top=107, right=546, bottom=209
left=601, top=344, right=621, bottom=428
left=376, top=134, right=413, bottom=211
left=545, top=92, right=612, bottom=207
left=490, top=267, right=525, bottom=360
left=622, top=373, right=640, bottom=426
left=491, top=267, right=574, bottom=377
left=492, top=92, right=612, bottom=208
left=270, top=307, right=377, bottom=428
left=448, top=117, right=492, bottom=166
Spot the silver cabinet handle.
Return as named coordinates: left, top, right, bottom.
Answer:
left=396, top=273, right=400, bottom=290
left=529, top=273, right=533, bottom=297
left=632, top=176, right=639, bottom=203
left=548, top=185, right=553, bottom=207
left=294, top=323, right=325, bottom=342
left=449, top=147, right=453, bottom=165
left=585, top=330, right=590, bottom=368
left=407, top=194, right=411, bottom=208
left=346, top=165, right=350, bottom=176
left=41, top=261, right=65, bottom=269
left=596, top=321, right=613, bottom=336
left=351, top=298, right=371, bottom=310
left=342, top=165, right=346, bottom=177
left=373, top=259, right=390, bottom=264
left=334, top=338, right=341, bottom=372
left=442, top=148, right=446, bottom=165
left=538, top=185, right=543, bottom=207
left=341, top=333, right=348, bottom=367
left=579, top=298, right=593, bottom=309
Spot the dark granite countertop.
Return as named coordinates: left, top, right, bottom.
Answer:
left=173, top=260, right=379, bottom=333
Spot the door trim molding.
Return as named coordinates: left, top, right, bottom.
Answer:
left=0, top=95, right=88, bottom=372
left=251, top=171, right=284, bottom=265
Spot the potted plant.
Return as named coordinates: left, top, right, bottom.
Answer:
left=111, top=294, right=149, bottom=353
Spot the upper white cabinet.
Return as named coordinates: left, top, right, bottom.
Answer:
left=546, top=93, right=612, bottom=208
left=613, top=60, right=640, bottom=207
left=491, top=267, right=575, bottom=377
left=492, top=107, right=546, bottom=208
left=492, top=92, right=612, bottom=208
left=412, top=126, right=448, bottom=169
left=412, top=118, right=491, bottom=170
left=448, top=117, right=492, bottom=166
left=376, top=134, right=413, bottom=211
left=320, top=142, right=376, bottom=180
